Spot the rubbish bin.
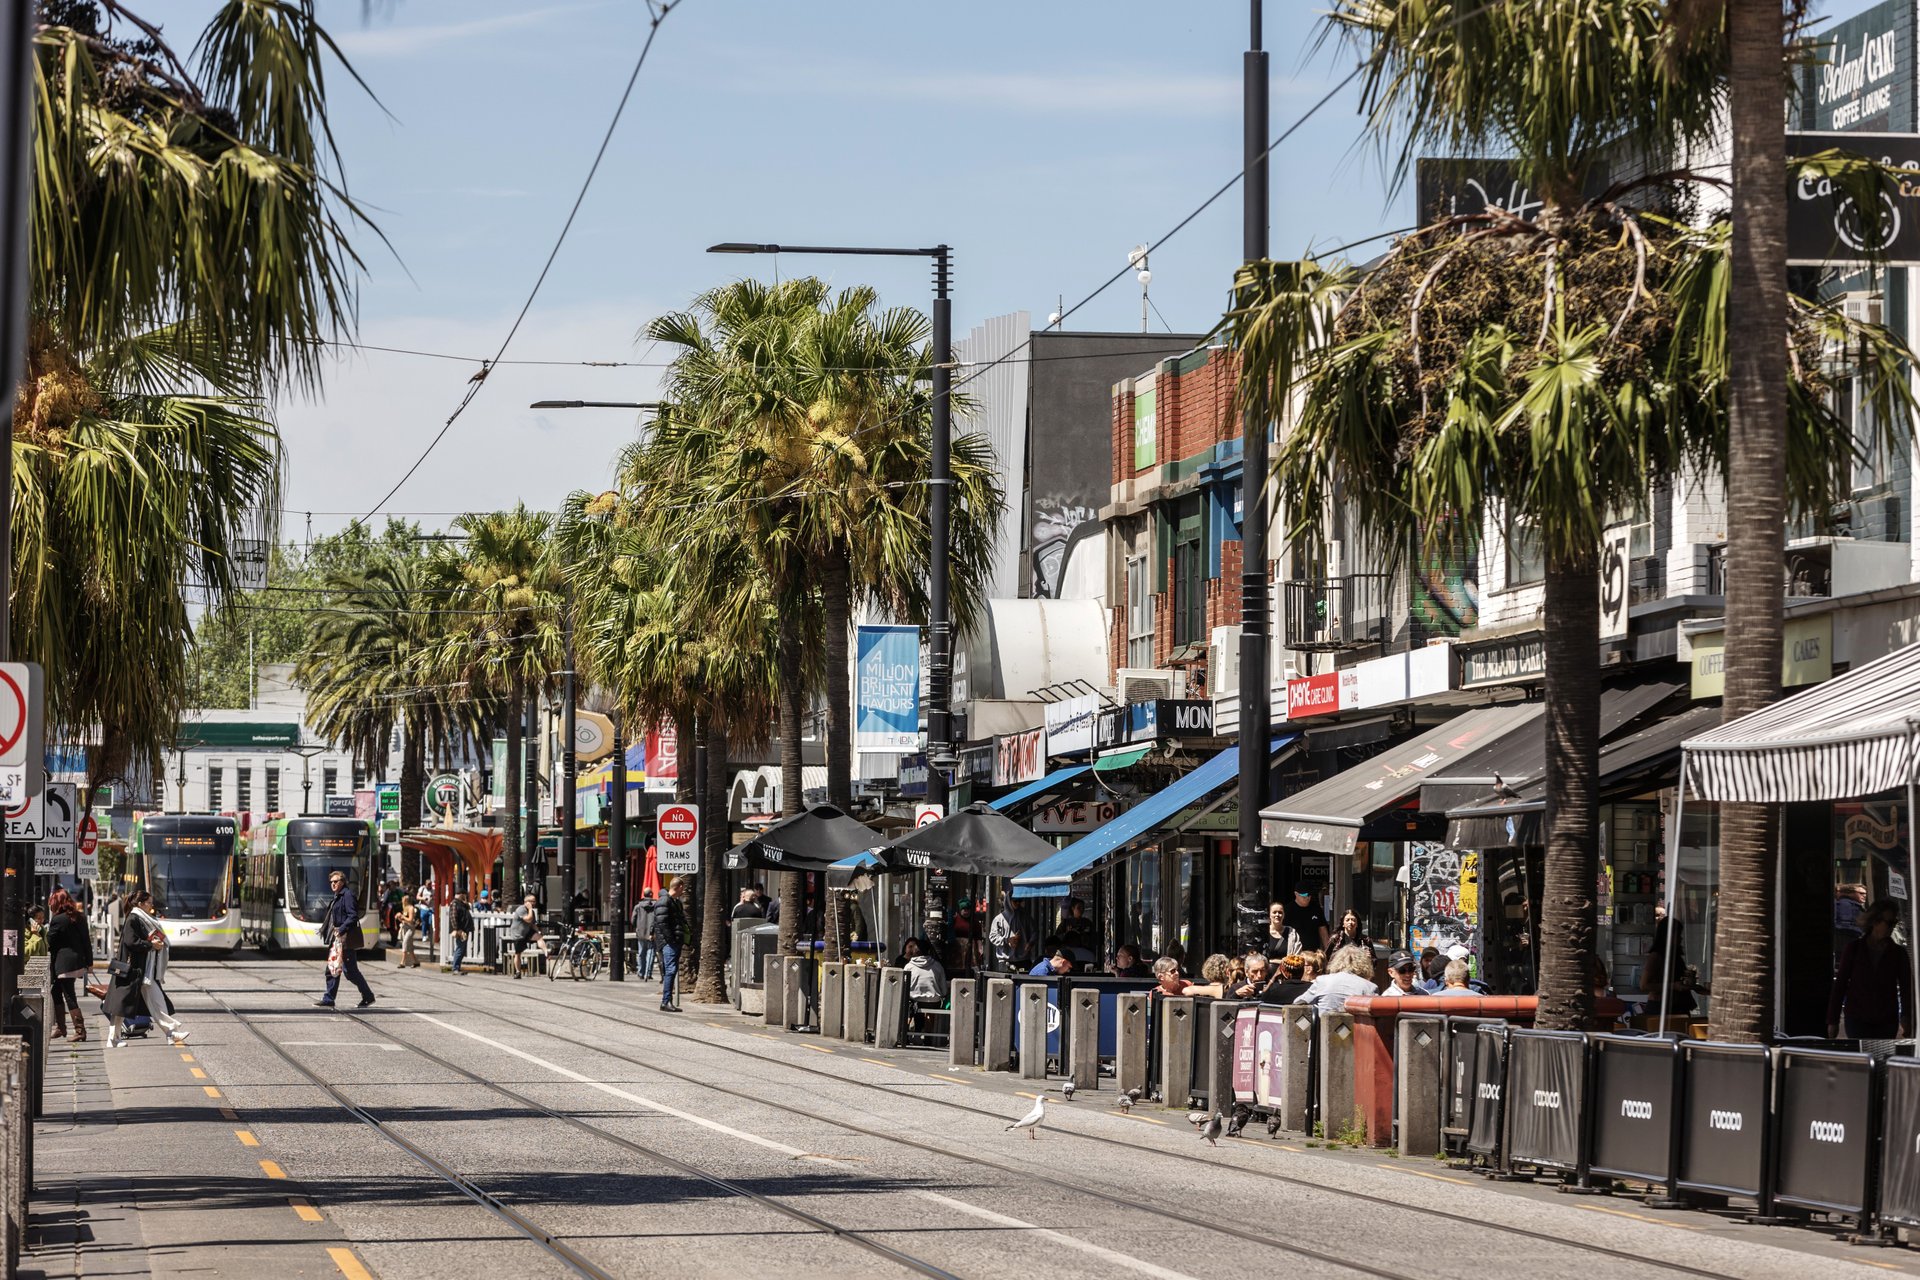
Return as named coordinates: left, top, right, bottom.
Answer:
left=1505, top=1028, right=1588, bottom=1176
left=731, top=922, right=779, bottom=1008
left=1772, top=1046, right=1876, bottom=1222
left=1588, top=1032, right=1682, bottom=1187
left=1677, top=1041, right=1771, bottom=1207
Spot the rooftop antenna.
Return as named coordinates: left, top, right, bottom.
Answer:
left=1128, top=245, right=1151, bottom=333
left=1047, top=294, right=1063, bottom=329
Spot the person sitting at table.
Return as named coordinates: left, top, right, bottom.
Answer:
left=1029, top=943, right=1073, bottom=977
left=1433, top=958, right=1478, bottom=998
left=1178, top=952, right=1233, bottom=999
left=1267, top=954, right=1311, bottom=1004
left=899, top=936, right=948, bottom=1003
left=1291, top=945, right=1379, bottom=1013
left=1231, top=951, right=1276, bottom=999
left=1110, top=943, right=1151, bottom=977
left=1151, top=955, right=1189, bottom=997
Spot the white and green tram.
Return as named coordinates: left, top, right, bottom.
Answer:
left=128, top=815, right=244, bottom=953
left=242, top=816, right=380, bottom=952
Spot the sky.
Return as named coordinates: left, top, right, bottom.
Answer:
left=145, top=0, right=1443, bottom=538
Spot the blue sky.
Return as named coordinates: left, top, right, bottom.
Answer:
left=152, top=0, right=1435, bottom=533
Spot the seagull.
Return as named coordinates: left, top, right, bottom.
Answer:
left=1061, top=1080, right=1075, bottom=1101
left=1200, top=1112, right=1224, bottom=1147
left=1005, top=1095, right=1047, bottom=1140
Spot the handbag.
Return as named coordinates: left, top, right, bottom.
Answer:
left=85, top=981, right=108, bottom=1000
left=107, top=958, right=131, bottom=978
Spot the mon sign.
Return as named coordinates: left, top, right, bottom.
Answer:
left=1787, top=131, right=1920, bottom=265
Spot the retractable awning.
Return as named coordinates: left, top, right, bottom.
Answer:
left=1684, top=640, right=1920, bottom=802
left=1446, top=704, right=1721, bottom=848
left=1011, top=737, right=1297, bottom=899
left=989, top=765, right=1091, bottom=813
left=1259, top=703, right=1542, bottom=855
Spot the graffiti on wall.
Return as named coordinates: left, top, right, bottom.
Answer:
left=1411, top=521, right=1480, bottom=643
left=1408, top=841, right=1481, bottom=958
left=1030, top=496, right=1099, bottom=599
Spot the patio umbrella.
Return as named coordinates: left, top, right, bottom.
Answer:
left=722, top=804, right=881, bottom=873
left=880, top=802, right=1060, bottom=878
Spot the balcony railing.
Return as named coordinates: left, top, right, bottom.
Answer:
left=1282, top=574, right=1391, bottom=652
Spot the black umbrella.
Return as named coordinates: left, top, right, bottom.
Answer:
left=723, top=804, right=881, bottom=873
left=880, top=802, right=1059, bottom=878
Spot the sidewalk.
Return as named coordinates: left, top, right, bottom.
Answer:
left=21, top=1020, right=358, bottom=1279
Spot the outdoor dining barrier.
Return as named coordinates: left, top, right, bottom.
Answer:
left=763, top=954, right=788, bottom=1027
left=843, top=963, right=873, bottom=1044
left=1068, top=987, right=1101, bottom=1091
left=874, top=966, right=908, bottom=1049
left=820, top=961, right=845, bottom=1038
left=1876, top=1057, right=1920, bottom=1230
left=1505, top=1029, right=1589, bottom=1180
left=1466, top=1022, right=1511, bottom=1170
left=1677, top=1041, right=1773, bottom=1214
left=1444, top=1016, right=1505, bottom=1153
left=1063, top=975, right=1157, bottom=1070
left=1, top=1034, right=24, bottom=1278
left=1116, top=993, right=1150, bottom=1098
left=948, top=978, right=978, bottom=1068
left=1278, top=1003, right=1317, bottom=1134
left=1588, top=1032, right=1683, bottom=1194
left=1395, top=1014, right=1445, bottom=1157
left=1196, top=998, right=1243, bottom=1113
left=983, top=976, right=1015, bottom=1070
left=1159, top=996, right=1197, bottom=1108
left=1016, top=981, right=1050, bottom=1080
left=1772, top=1046, right=1878, bottom=1226
left=1319, top=1012, right=1360, bottom=1139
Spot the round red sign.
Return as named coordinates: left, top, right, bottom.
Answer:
left=78, top=815, right=98, bottom=856
left=658, top=806, right=697, bottom=843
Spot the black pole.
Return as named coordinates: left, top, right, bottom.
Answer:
left=524, top=695, right=540, bottom=904
left=1235, top=0, right=1273, bottom=951
left=609, top=712, right=627, bottom=981
left=0, top=0, right=29, bottom=1031
left=925, top=247, right=954, bottom=809
left=559, top=602, right=577, bottom=921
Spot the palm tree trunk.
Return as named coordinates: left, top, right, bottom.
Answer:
left=1714, top=0, right=1789, bottom=1045
left=1536, top=549, right=1600, bottom=1032
left=821, top=549, right=854, bottom=963
left=694, top=727, right=730, bottom=1002
left=400, top=715, right=425, bottom=888
left=504, top=673, right=524, bottom=897
left=776, top=620, right=805, bottom=955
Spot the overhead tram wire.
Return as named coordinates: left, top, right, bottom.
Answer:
left=359, top=0, right=684, bottom=523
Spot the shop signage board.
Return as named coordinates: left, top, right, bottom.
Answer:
left=1798, top=0, right=1915, bottom=135
left=1282, top=645, right=1456, bottom=720
left=656, top=803, right=699, bottom=875
left=1599, top=524, right=1632, bottom=641
left=427, top=772, right=462, bottom=820
left=1459, top=635, right=1546, bottom=689
left=1124, top=699, right=1214, bottom=743
left=1285, top=672, right=1340, bottom=719
left=1787, top=131, right=1920, bottom=265
left=572, top=710, right=613, bottom=762
left=325, top=794, right=356, bottom=817
left=1033, top=799, right=1127, bottom=834
left=376, top=783, right=401, bottom=836
left=1094, top=705, right=1127, bottom=750
left=1132, top=373, right=1156, bottom=470
left=1044, top=694, right=1098, bottom=757
left=1689, top=614, right=1833, bottom=698
left=855, top=625, right=921, bottom=753
left=898, top=752, right=928, bottom=799
left=993, top=727, right=1045, bottom=786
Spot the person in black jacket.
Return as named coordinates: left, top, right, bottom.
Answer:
left=318, top=869, right=376, bottom=1008
left=45, top=888, right=93, bottom=1041
left=654, top=878, right=688, bottom=1011
left=449, top=891, right=475, bottom=975
left=632, top=890, right=660, bottom=981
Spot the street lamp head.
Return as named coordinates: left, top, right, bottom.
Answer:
left=708, top=242, right=779, bottom=254
left=530, top=400, right=586, bottom=409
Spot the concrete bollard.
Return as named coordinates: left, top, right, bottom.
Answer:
left=785, top=957, right=810, bottom=1030
left=1279, top=1006, right=1315, bottom=1133
left=1, top=1034, right=22, bottom=1276
left=1116, top=993, right=1149, bottom=1099
left=764, top=955, right=788, bottom=1027
left=983, top=978, right=1015, bottom=1072
left=844, top=964, right=872, bottom=1043
left=1017, top=984, right=1050, bottom=1080
left=1204, top=1001, right=1238, bottom=1113
left=820, top=962, right=845, bottom=1039
left=1318, top=1012, right=1359, bottom=1140
left=874, top=967, right=908, bottom=1049
left=948, top=979, right=978, bottom=1068
left=1396, top=1017, right=1442, bottom=1158
left=1068, top=987, right=1101, bottom=1092
left=1159, top=997, right=1196, bottom=1108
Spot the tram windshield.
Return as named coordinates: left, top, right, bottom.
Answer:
left=143, top=833, right=234, bottom=918
left=287, top=830, right=368, bottom=922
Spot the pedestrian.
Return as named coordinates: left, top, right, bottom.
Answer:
left=449, top=891, right=473, bottom=975
left=1291, top=945, right=1379, bottom=1013
left=729, top=887, right=764, bottom=921
left=987, top=894, right=1022, bottom=972
left=1284, top=884, right=1331, bottom=953
left=757, top=882, right=780, bottom=925
left=1263, top=900, right=1303, bottom=960
left=655, top=878, right=688, bottom=1011
left=396, top=894, right=421, bottom=968
left=115, top=890, right=189, bottom=1045
left=317, top=870, right=376, bottom=1009
left=1326, top=907, right=1373, bottom=957
left=45, top=888, right=93, bottom=1042
left=23, top=906, right=47, bottom=957
left=508, top=893, right=547, bottom=977
left=633, top=890, right=660, bottom=980
left=1829, top=898, right=1914, bottom=1041
left=417, top=894, right=436, bottom=960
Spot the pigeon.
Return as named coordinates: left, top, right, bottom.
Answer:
left=1061, top=1080, right=1075, bottom=1101
left=1200, top=1112, right=1224, bottom=1146
left=1186, top=1110, right=1210, bottom=1127
left=1123, top=1086, right=1144, bottom=1105
left=1225, top=1105, right=1251, bottom=1138
left=1491, top=771, right=1521, bottom=800
left=1116, top=1094, right=1134, bottom=1113
left=1005, top=1095, right=1047, bottom=1140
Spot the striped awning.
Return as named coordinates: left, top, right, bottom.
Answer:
left=1683, top=640, right=1920, bottom=803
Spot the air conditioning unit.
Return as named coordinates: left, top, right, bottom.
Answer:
left=1208, top=626, right=1241, bottom=697
left=1117, top=667, right=1184, bottom=702
left=1842, top=291, right=1884, bottom=326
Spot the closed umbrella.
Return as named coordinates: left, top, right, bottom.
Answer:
left=723, top=804, right=881, bottom=873
left=880, top=803, right=1059, bottom=878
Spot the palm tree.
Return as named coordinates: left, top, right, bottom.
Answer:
left=1227, top=1, right=1908, bottom=1030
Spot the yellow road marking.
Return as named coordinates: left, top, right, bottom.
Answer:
left=860, top=1058, right=893, bottom=1068
left=1575, top=1203, right=1700, bottom=1231
left=289, top=1197, right=323, bottom=1223
left=1279, top=1144, right=1303, bottom=1152
left=179, top=1052, right=194, bottom=1062
left=202, top=1085, right=222, bottom=1098
left=236, top=1130, right=259, bottom=1147
left=190, top=1067, right=207, bottom=1079
left=1856, top=1261, right=1901, bottom=1271
left=259, top=1159, right=287, bottom=1179
left=945, top=1074, right=975, bottom=1085
left=1376, top=1162, right=1474, bottom=1187
left=751, top=1033, right=779, bottom=1041
left=1131, top=1115, right=1168, bottom=1126
left=1015, top=1090, right=1041, bottom=1099
left=802, top=1043, right=836, bottom=1054
left=328, top=1246, right=374, bottom=1280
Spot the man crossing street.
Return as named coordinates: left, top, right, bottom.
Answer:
left=318, top=869, right=376, bottom=1009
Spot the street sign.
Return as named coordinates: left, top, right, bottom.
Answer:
left=33, top=842, right=71, bottom=875
left=376, top=782, right=401, bottom=835
left=914, top=803, right=945, bottom=829
left=6, top=772, right=43, bottom=840
left=75, top=814, right=98, bottom=879
left=33, top=781, right=75, bottom=873
left=656, top=803, right=699, bottom=875
left=0, top=662, right=44, bottom=769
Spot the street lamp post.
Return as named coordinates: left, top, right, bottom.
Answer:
left=706, top=242, right=957, bottom=802
left=609, top=709, right=627, bottom=981
left=290, top=742, right=329, bottom=817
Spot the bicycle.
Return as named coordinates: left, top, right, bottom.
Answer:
left=548, top=928, right=605, bottom=981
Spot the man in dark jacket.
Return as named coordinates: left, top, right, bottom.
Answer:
left=449, top=892, right=475, bottom=975
left=319, top=869, right=376, bottom=1008
left=632, top=890, right=660, bottom=981
left=655, top=879, right=688, bottom=1011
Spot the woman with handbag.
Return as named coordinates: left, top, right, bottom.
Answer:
left=110, top=890, right=188, bottom=1047
left=396, top=894, right=421, bottom=968
left=45, top=889, right=93, bottom=1041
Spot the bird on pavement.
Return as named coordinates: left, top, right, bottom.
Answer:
left=1186, top=1110, right=1210, bottom=1127
left=1225, top=1105, right=1251, bottom=1138
left=1116, top=1094, right=1134, bottom=1113
left=1123, top=1086, right=1143, bottom=1104
left=1006, top=1095, right=1048, bottom=1140
left=1061, top=1080, right=1075, bottom=1101
left=1200, top=1112, right=1224, bottom=1147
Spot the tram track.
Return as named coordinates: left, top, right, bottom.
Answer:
left=190, top=964, right=967, bottom=1280
left=289, top=957, right=1750, bottom=1280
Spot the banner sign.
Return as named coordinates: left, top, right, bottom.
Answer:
left=645, top=724, right=678, bottom=794
left=1466, top=1023, right=1508, bottom=1157
left=1773, top=1048, right=1876, bottom=1215
left=855, top=625, right=921, bottom=753
left=1505, top=1031, right=1588, bottom=1173
left=1044, top=694, right=1098, bottom=757
left=1880, top=1058, right=1920, bottom=1227
left=898, top=751, right=929, bottom=799
left=1599, top=524, right=1631, bottom=641
left=993, top=727, right=1045, bottom=786
left=1589, top=1034, right=1681, bottom=1183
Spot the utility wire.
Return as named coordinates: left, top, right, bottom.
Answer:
left=360, top=1, right=682, bottom=521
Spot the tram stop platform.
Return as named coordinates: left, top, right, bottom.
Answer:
left=21, top=1024, right=370, bottom=1279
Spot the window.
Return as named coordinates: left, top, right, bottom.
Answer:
left=236, top=765, right=252, bottom=813
left=1126, top=555, right=1155, bottom=668
left=1172, top=511, right=1206, bottom=645
left=206, top=764, right=223, bottom=812
left=1504, top=515, right=1544, bottom=588
left=265, top=765, right=280, bottom=812
left=322, top=765, right=339, bottom=798
left=352, top=765, right=367, bottom=792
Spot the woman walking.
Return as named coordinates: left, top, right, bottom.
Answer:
left=111, top=890, right=188, bottom=1047
left=396, top=894, right=421, bottom=968
left=1829, top=898, right=1914, bottom=1043
left=45, top=889, right=93, bottom=1041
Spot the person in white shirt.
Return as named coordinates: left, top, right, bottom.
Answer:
left=1291, top=945, right=1380, bottom=1013
left=117, top=891, right=188, bottom=1046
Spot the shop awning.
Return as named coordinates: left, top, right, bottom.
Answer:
left=1684, top=640, right=1920, bottom=803
left=1011, top=736, right=1297, bottom=899
left=1446, top=704, right=1722, bottom=848
left=1093, top=744, right=1153, bottom=772
left=879, top=802, right=1060, bottom=877
left=989, top=764, right=1091, bottom=812
left=1259, top=703, right=1542, bottom=855
left=825, top=850, right=884, bottom=888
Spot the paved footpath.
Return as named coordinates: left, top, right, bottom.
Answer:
left=20, top=955, right=1920, bottom=1280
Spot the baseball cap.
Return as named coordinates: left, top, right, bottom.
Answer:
left=1293, top=884, right=1313, bottom=897
left=1445, top=944, right=1471, bottom=961
left=1389, top=950, right=1417, bottom=972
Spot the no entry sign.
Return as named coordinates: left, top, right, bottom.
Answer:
left=657, top=803, right=700, bottom=876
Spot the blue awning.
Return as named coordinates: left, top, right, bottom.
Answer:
left=825, top=849, right=885, bottom=888
left=988, top=764, right=1092, bottom=813
left=1011, top=737, right=1297, bottom=899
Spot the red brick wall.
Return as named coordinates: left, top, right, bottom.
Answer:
left=1110, top=347, right=1242, bottom=486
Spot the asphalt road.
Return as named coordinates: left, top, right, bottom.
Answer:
left=31, top=953, right=1920, bottom=1280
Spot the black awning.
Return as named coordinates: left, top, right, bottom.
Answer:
left=723, top=805, right=880, bottom=872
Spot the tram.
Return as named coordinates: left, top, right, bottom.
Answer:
left=242, top=816, right=380, bottom=953
left=128, top=815, right=244, bottom=953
